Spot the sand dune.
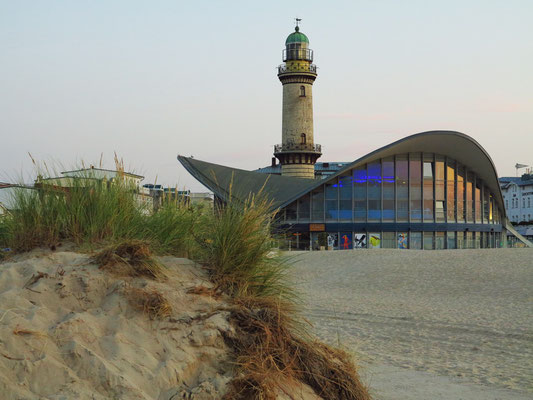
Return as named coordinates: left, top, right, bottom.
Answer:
left=291, top=249, right=533, bottom=400
left=0, top=249, right=234, bottom=399
left=0, top=249, right=330, bottom=400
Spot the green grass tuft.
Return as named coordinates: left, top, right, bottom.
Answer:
left=196, top=192, right=296, bottom=302
left=1, top=163, right=196, bottom=256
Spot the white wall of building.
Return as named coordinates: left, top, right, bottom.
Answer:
left=501, top=182, right=533, bottom=223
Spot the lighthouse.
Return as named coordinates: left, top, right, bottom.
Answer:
left=274, top=21, right=321, bottom=179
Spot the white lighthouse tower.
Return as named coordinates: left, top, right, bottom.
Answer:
left=274, top=21, right=321, bottom=179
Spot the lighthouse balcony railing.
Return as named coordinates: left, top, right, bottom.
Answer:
left=283, top=48, right=313, bottom=62
left=274, top=143, right=322, bottom=153
left=278, top=64, right=317, bottom=74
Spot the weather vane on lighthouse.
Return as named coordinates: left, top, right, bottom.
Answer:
left=295, top=17, right=302, bottom=29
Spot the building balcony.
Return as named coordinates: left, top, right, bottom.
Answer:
left=274, top=143, right=322, bottom=154
left=278, top=63, right=317, bottom=75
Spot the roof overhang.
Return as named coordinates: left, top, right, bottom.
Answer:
left=177, top=156, right=316, bottom=209
left=178, top=130, right=506, bottom=220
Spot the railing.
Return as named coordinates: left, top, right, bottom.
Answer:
left=278, top=63, right=317, bottom=74
left=274, top=143, right=322, bottom=153
left=283, top=48, right=313, bottom=62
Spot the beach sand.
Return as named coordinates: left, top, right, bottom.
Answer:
left=0, top=249, right=235, bottom=399
left=0, top=249, right=327, bottom=400
left=290, top=248, right=533, bottom=400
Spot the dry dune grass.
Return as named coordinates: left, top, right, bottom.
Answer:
left=12, top=326, right=48, bottom=339
left=127, top=287, right=172, bottom=320
left=223, top=297, right=371, bottom=400
left=93, top=240, right=166, bottom=280
left=186, top=285, right=221, bottom=298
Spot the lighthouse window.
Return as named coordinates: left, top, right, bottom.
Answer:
left=300, top=86, right=306, bottom=97
left=300, top=133, right=307, bottom=144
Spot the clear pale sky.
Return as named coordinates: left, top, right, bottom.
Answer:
left=1, top=0, right=532, bottom=190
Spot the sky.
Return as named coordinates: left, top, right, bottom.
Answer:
left=1, top=0, right=532, bottom=190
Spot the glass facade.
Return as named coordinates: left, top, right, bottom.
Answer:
left=396, top=156, right=409, bottom=222
left=457, top=166, right=465, bottom=223
left=410, top=154, right=422, bottom=222
left=435, top=156, right=445, bottom=223
left=354, top=166, right=366, bottom=221
left=368, top=162, right=381, bottom=221
left=282, top=152, right=504, bottom=250
left=446, top=161, right=455, bottom=222
left=435, top=232, right=445, bottom=249
left=325, top=181, right=337, bottom=220
left=339, top=174, right=352, bottom=221
left=383, top=158, right=395, bottom=222
left=285, top=228, right=502, bottom=250
left=423, top=154, right=434, bottom=222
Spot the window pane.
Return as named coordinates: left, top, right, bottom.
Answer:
left=465, top=231, right=473, bottom=248
left=339, top=174, right=352, bottom=221
left=285, top=201, right=297, bottom=220
left=382, top=232, right=396, bottom=248
left=475, top=184, right=481, bottom=224
left=423, top=157, right=434, bottom=222
left=369, top=232, right=381, bottom=249
left=325, top=179, right=338, bottom=221
left=474, top=232, right=481, bottom=248
left=410, top=232, right=422, bottom=249
left=457, top=232, right=465, bottom=249
left=489, top=195, right=494, bottom=223
left=398, top=232, right=408, bottom=249
left=354, top=233, right=367, bottom=248
left=483, top=188, right=490, bottom=223
left=339, top=232, right=352, bottom=250
left=466, top=173, right=473, bottom=223
left=311, top=187, right=324, bottom=220
left=326, top=232, right=339, bottom=250
left=298, top=194, right=310, bottom=220
left=353, top=166, right=367, bottom=221
left=435, top=232, right=445, bottom=249
left=447, top=231, right=456, bottom=249
left=447, top=161, right=455, bottom=222
left=368, top=162, right=381, bottom=221
left=457, top=166, right=465, bottom=222
left=423, top=232, right=434, bottom=250
left=410, top=154, right=422, bottom=222
left=396, top=156, right=408, bottom=222
left=296, top=232, right=310, bottom=251
left=326, top=201, right=337, bottom=220
left=435, top=156, right=445, bottom=222
left=383, top=158, right=395, bottom=222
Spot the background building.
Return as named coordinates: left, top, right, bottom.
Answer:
left=0, top=183, right=36, bottom=216
left=499, top=173, right=533, bottom=224
left=178, top=24, right=532, bottom=250
left=179, top=131, right=532, bottom=250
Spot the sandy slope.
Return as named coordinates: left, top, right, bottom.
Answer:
left=0, top=249, right=234, bottom=399
left=0, top=249, right=325, bottom=400
left=291, top=249, right=533, bottom=400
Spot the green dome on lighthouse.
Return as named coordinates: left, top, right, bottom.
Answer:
left=285, top=26, right=309, bottom=45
